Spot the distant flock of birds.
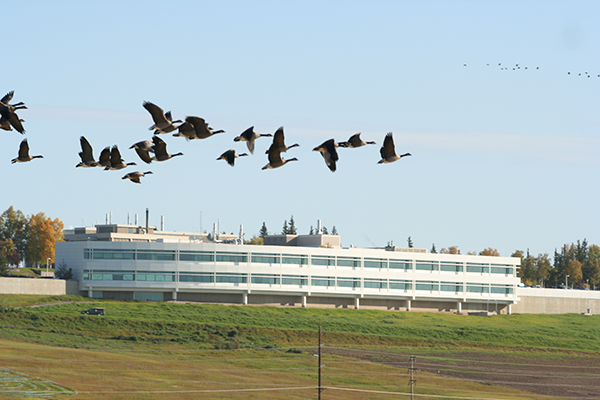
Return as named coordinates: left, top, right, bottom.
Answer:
left=464, top=62, right=600, bottom=78
left=1, top=91, right=412, bottom=183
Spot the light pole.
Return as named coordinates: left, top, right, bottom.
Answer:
left=46, top=258, right=50, bottom=277
left=565, top=274, right=569, bottom=289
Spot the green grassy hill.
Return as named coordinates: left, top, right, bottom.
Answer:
left=1, top=295, right=599, bottom=399
left=1, top=295, right=599, bottom=353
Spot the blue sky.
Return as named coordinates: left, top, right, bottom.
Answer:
left=2, top=1, right=599, bottom=257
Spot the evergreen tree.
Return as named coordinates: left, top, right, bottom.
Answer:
left=259, top=222, right=268, bottom=238
left=282, top=220, right=289, bottom=235
left=309, top=226, right=314, bottom=235
left=431, top=243, right=437, bottom=253
left=331, top=226, right=338, bottom=235
left=55, top=260, right=73, bottom=280
left=407, top=236, right=413, bottom=248
left=288, top=215, right=297, bottom=235
left=322, top=226, right=328, bottom=234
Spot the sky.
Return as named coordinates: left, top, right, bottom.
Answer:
left=1, top=1, right=599, bottom=258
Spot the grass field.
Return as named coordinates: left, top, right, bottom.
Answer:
left=0, top=295, right=599, bottom=399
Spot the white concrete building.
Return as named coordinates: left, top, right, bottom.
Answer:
left=56, top=224, right=521, bottom=314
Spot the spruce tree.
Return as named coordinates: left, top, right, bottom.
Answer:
left=282, top=220, right=289, bottom=235
left=322, top=226, right=328, bottom=234
left=259, top=222, right=268, bottom=238
left=331, top=226, right=338, bottom=235
left=407, top=236, right=414, bottom=248
left=309, top=226, right=314, bottom=235
left=288, top=215, right=297, bottom=235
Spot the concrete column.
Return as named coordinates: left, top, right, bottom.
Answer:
left=302, top=295, right=307, bottom=308
left=406, top=299, right=411, bottom=311
left=172, top=291, right=177, bottom=301
left=355, top=297, right=360, bottom=310
left=457, top=301, right=462, bottom=314
left=88, top=287, right=93, bottom=298
left=507, top=304, right=512, bottom=315
left=243, top=293, right=248, bottom=305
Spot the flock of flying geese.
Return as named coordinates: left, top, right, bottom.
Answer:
left=2, top=92, right=411, bottom=183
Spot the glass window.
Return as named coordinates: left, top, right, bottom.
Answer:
left=133, top=292, right=163, bottom=301
left=216, top=252, right=248, bottom=263
left=440, top=282, right=462, bottom=292
left=137, top=271, right=175, bottom=282
left=416, top=262, right=439, bottom=271
left=83, top=270, right=91, bottom=280
left=281, top=275, right=308, bottom=286
left=251, top=274, right=280, bottom=284
left=467, top=263, right=489, bottom=273
left=364, top=258, right=387, bottom=269
left=311, top=276, right=335, bottom=286
left=84, top=249, right=91, bottom=259
left=337, top=257, right=361, bottom=268
left=179, top=272, right=214, bottom=283
left=311, top=256, right=335, bottom=266
left=90, top=249, right=135, bottom=260
left=337, top=278, right=361, bottom=288
left=137, top=250, right=176, bottom=261
left=467, top=284, right=489, bottom=293
left=179, top=251, right=214, bottom=262
left=491, top=285, right=513, bottom=294
left=364, top=278, right=387, bottom=289
left=251, top=253, right=280, bottom=264
left=416, top=281, right=439, bottom=291
left=390, top=280, right=412, bottom=290
left=89, top=270, right=134, bottom=281
left=389, top=260, right=412, bottom=270
left=440, top=262, right=463, bottom=272
left=216, top=273, right=247, bottom=283
left=282, top=255, right=308, bottom=265
left=491, top=266, right=512, bottom=275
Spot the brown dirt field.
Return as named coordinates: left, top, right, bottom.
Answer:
left=326, top=347, right=600, bottom=399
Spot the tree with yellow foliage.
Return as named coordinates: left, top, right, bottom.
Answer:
left=24, top=213, right=64, bottom=267
left=479, top=247, right=500, bottom=256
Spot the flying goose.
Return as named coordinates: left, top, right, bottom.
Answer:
left=151, top=136, right=183, bottom=162
left=105, top=146, right=136, bottom=170
left=233, top=126, right=273, bottom=154
left=143, top=101, right=182, bottom=134
left=262, top=144, right=298, bottom=170
left=217, top=149, right=248, bottom=166
left=129, top=140, right=155, bottom=164
left=11, top=139, right=43, bottom=164
left=378, top=132, right=411, bottom=164
left=265, top=126, right=299, bottom=154
left=313, top=139, right=339, bottom=172
left=97, top=146, right=112, bottom=168
left=0, top=91, right=27, bottom=134
left=76, top=136, right=99, bottom=167
left=338, top=132, right=376, bottom=148
left=0, top=115, right=24, bottom=132
left=185, top=116, right=224, bottom=139
left=172, top=120, right=197, bottom=140
left=122, top=171, right=153, bottom=184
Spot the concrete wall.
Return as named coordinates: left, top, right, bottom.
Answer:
left=0, top=277, right=79, bottom=296
left=513, top=288, right=600, bottom=314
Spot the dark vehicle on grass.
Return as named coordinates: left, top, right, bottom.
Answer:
left=81, top=308, right=105, bottom=315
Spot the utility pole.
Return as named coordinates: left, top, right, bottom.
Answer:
left=408, top=355, right=416, bottom=400
left=318, top=326, right=324, bottom=399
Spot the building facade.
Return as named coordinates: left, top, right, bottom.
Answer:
left=56, top=224, right=521, bottom=314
